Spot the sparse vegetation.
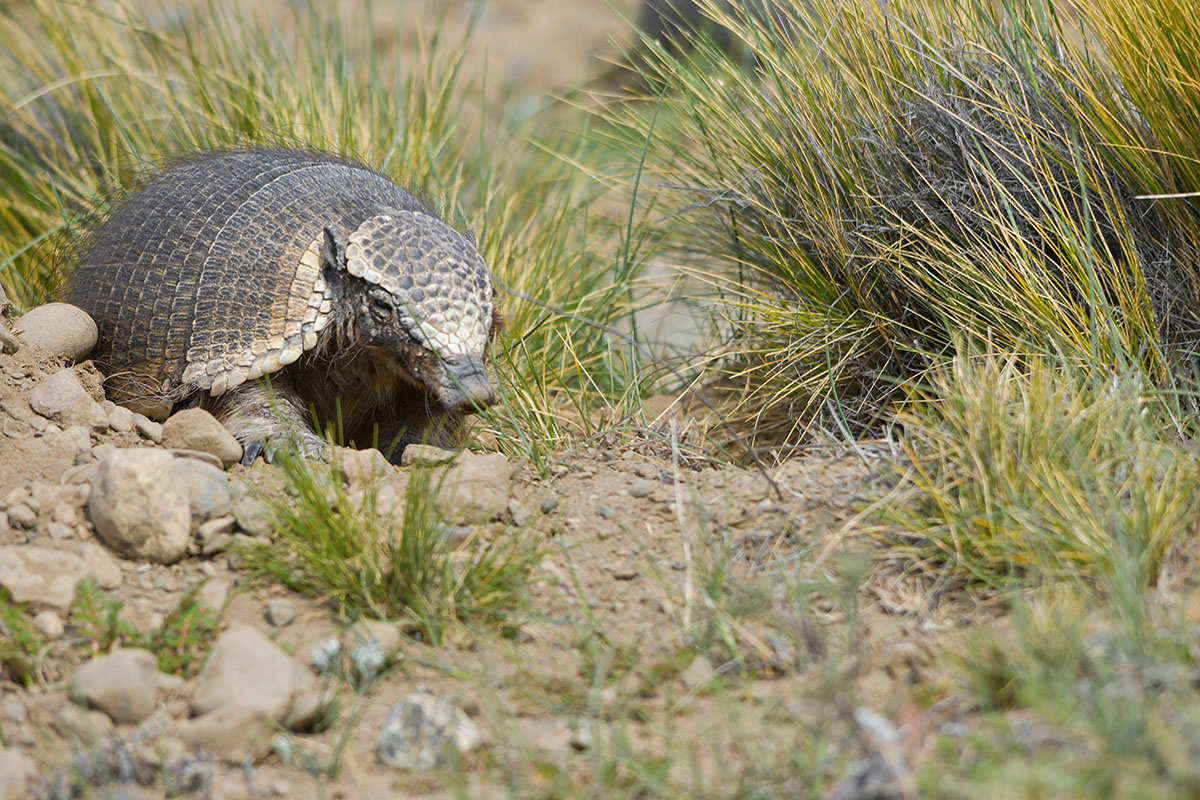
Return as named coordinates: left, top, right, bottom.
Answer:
left=72, top=578, right=219, bottom=677
left=0, top=589, right=45, bottom=687
left=237, top=449, right=538, bottom=642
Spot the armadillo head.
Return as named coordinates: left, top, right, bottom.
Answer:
left=322, top=211, right=498, bottom=413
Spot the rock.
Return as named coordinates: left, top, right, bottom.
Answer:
left=46, top=522, right=74, bottom=540
left=0, top=749, right=35, bottom=800
left=132, top=414, right=163, bottom=443
left=631, top=461, right=660, bottom=479
left=33, top=610, right=63, bottom=637
left=69, top=648, right=161, bottom=725
left=334, top=446, right=393, bottom=487
left=540, top=497, right=559, bottom=514
left=77, top=543, right=123, bottom=589
left=680, top=654, right=717, bottom=689
left=568, top=717, right=594, bottom=752
left=25, top=368, right=108, bottom=431
left=106, top=404, right=135, bottom=433
left=344, top=619, right=404, bottom=682
left=88, top=449, right=191, bottom=564
left=190, top=625, right=329, bottom=731
left=0, top=545, right=89, bottom=610
left=51, top=502, right=78, bottom=526
left=173, top=457, right=235, bottom=526
left=196, top=578, right=231, bottom=613
left=400, top=444, right=457, bottom=466
left=508, top=499, right=532, bottom=527
left=173, top=705, right=275, bottom=765
left=12, top=303, right=98, bottom=362
left=6, top=504, right=35, bottom=530
left=628, top=478, right=657, bottom=498
left=377, top=688, right=483, bottom=770
left=433, top=452, right=513, bottom=524
left=265, top=599, right=295, bottom=627
left=162, top=408, right=242, bottom=468
left=232, top=494, right=274, bottom=537
left=48, top=701, right=115, bottom=745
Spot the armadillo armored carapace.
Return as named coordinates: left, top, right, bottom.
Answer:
left=69, top=148, right=499, bottom=464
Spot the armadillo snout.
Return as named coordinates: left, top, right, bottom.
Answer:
left=441, top=359, right=497, bottom=413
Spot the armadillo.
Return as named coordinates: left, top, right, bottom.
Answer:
left=69, top=148, right=499, bottom=463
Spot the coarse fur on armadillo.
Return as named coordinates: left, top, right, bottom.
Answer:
left=69, top=148, right=499, bottom=462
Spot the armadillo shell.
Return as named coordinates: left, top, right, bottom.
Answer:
left=69, top=149, right=430, bottom=415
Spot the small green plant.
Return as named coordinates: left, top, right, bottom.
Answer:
left=238, top=448, right=539, bottom=642
left=140, top=583, right=221, bottom=677
left=71, top=578, right=219, bottom=676
left=0, top=588, right=45, bottom=687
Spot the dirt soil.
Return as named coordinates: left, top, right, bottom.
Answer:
left=0, top=309, right=997, bottom=799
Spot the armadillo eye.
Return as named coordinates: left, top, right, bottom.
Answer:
left=369, top=290, right=394, bottom=317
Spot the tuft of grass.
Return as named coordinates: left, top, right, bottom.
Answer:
left=237, top=449, right=539, bottom=642
left=871, top=349, right=1200, bottom=590
left=609, top=0, right=1200, bottom=449
left=924, top=588, right=1200, bottom=799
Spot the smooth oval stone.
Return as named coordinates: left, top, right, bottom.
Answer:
left=14, top=303, right=98, bottom=362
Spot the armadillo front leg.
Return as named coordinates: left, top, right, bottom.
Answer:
left=206, top=380, right=328, bottom=466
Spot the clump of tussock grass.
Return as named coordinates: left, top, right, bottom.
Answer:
left=237, top=450, right=539, bottom=642
left=611, top=0, right=1200, bottom=448
left=930, top=588, right=1200, bottom=798
left=0, top=0, right=654, bottom=462
left=872, top=349, right=1200, bottom=590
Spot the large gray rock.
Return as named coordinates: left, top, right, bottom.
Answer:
left=432, top=452, right=513, bottom=524
left=0, top=545, right=89, bottom=610
left=377, top=687, right=482, bottom=770
left=162, top=408, right=242, bottom=468
left=12, top=303, right=98, bottom=362
left=26, top=368, right=107, bottom=431
left=68, top=648, right=161, bottom=725
left=172, top=457, right=235, bottom=527
left=88, top=449, right=191, bottom=564
left=190, top=625, right=329, bottom=730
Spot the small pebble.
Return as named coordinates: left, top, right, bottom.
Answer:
left=540, top=497, right=559, bottom=514
left=628, top=478, right=657, bottom=498
left=133, top=414, right=163, bottom=443
left=46, top=521, right=75, bottom=540
left=598, top=505, right=617, bottom=520
left=568, top=718, right=593, bottom=752
left=631, top=462, right=659, bottom=479
left=107, top=404, right=135, bottom=433
left=266, top=599, right=296, bottom=627
left=440, top=525, right=472, bottom=546
left=7, top=503, right=36, bottom=529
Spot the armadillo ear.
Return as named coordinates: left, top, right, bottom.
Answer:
left=321, top=227, right=348, bottom=271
